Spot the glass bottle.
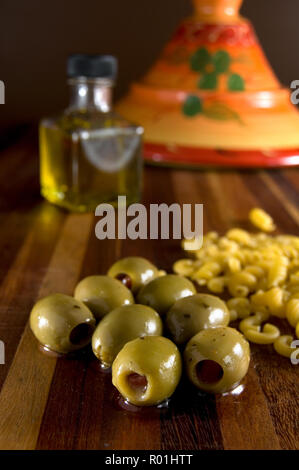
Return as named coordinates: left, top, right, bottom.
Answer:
left=39, top=55, right=143, bottom=212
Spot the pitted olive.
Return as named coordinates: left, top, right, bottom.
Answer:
left=112, top=336, right=182, bottom=406
left=166, top=294, right=230, bottom=344
left=30, top=293, right=96, bottom=354
left=108, top=257, right=159, bottom=293
left=92, top=304, right=163, bottom=368
left=137, top=275, right=196, bottom=315
left=74, top=275, right=134, bottom=320
left=184, top=327, right=250, bottom=394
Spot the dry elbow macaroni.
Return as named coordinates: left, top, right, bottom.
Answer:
left=175, top=208, right=299, bottom=361
left=249, top=208, right=276, bottom=232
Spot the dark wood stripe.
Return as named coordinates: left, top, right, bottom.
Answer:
left=0, top=204, right=64, bottom=389
left=168, top=169, right=224, bottom=450
left=250, top=343, right=299, bottom=450
left=0, top=214, right=92, bottom=449
left=282, top=168, right=299, bottom=192
left=244, top=171, right=299, bottom=450
left=216, top=365, right=280, bottom=450
left=260, top=171, right=299, bottom=230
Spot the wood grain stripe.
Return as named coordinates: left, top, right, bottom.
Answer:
left=260, top=171, right=299, bottom=228
left=197, top=170, right=282, bottom=449
left=239, top=171, right=298, bottom=233
left=170, top=169, right=224, bottom=450
left=35, top=222, right=123, bottom=450
left=0, top=205, right=64, bottom=389
left=0, top=213, right=92, bottom=450
left=216, top=365, right=281, bottom=450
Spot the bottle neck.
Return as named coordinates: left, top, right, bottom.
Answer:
left=68, top=78, right=113, bottom=112
left=192, top=0, right=242, bottom=24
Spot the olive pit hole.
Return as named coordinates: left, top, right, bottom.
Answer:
left=127, top=373, right=148, bottom=395
left=70, top=323, right=93, bottom=345
left=196, top=360, right=224, bottom=384
left=115, top=273, right=132, bottom=290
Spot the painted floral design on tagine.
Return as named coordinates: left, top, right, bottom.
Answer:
left=117, top=0, right=299, bottom=167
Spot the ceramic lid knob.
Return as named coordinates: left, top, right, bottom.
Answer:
left=192, top=0, right=243, bottom=23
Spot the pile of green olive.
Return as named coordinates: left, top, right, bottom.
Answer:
left=30, top=256, right=250, bottom=407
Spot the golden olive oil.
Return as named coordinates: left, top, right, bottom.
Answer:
left=39, top=56, right=143, bottom=212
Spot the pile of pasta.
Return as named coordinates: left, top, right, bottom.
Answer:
left=173, top=208, right=299, bottom=361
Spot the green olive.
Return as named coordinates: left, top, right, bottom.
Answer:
left=112, top=336, right=182, bottom=406
left=184, top=327, right=250, bottom=394
left=92, top=304, right=163, bottom=368
left=137, top=275, right=196, bottom=315
left=166, top=294, right=230, bottom=345
left=74, top=275, right=134, bottom=320
left=30, top=293, right=96, bottom=354
left=108, top=257, right=159, bottom=293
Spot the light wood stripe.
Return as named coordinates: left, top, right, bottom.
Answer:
left=260, top=171, right=299, bottom=226
left=0, top=213, right=92, bottom=450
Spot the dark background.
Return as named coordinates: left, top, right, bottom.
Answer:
left=1, top=0, right=299, bottom=130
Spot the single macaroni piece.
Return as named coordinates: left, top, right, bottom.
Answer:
left=251, top=287, right=286, bottom=318
left=244, top=265, right=265, bottom=279
left=228, top=309, right=238, bottom=322
left=226, top=257, right=242, bottom=273
left=249, top=208, right=276, bottom=232
left=226, top=228, right=252, bottom=246
left=192, top=261, right=222, bottom=284
left=241, top=322, right=280, bottom=345
left=227, top=297, right=251, bottom=320
left=286, top=298, right=299, bottom=327
left=228, top=271, right=257, bottom=297
left=207, top=276, right=227, bottom=294
left=239, top=311, right=270, bottom=334
left=173, top=259, right=195, bottom=277
left=267, top=256, right=288, bottom=288
left=274, top=335, right=296, bottom=358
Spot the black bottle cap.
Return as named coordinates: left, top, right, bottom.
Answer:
left=67, top=54, right=118, bottom=80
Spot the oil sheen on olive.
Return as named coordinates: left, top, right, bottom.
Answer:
left=92, top=304, right=163, bottom=368
left=30, top=293, right=96, bottom=354
left=112, top=336, right=182, bottom=406
left=74, top=275, right=134, bottom=320
left=137, top=275, right=196, bottom=315
left=108, top=257, right=159, bottom=293
left=166, top=294, right=230, bottom=344
left=184, top=327, right=250, bottom=394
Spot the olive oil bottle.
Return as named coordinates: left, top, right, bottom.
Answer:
left=39, top=55, right=143, bottom=212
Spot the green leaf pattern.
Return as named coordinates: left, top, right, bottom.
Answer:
left=182, top=47, right=245, bottom=122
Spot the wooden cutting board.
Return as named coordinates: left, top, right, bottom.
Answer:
left=0, top=130, right=298, bottom=450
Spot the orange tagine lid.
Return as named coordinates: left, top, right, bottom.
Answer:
left=117, top=0, right=299, bottom=167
